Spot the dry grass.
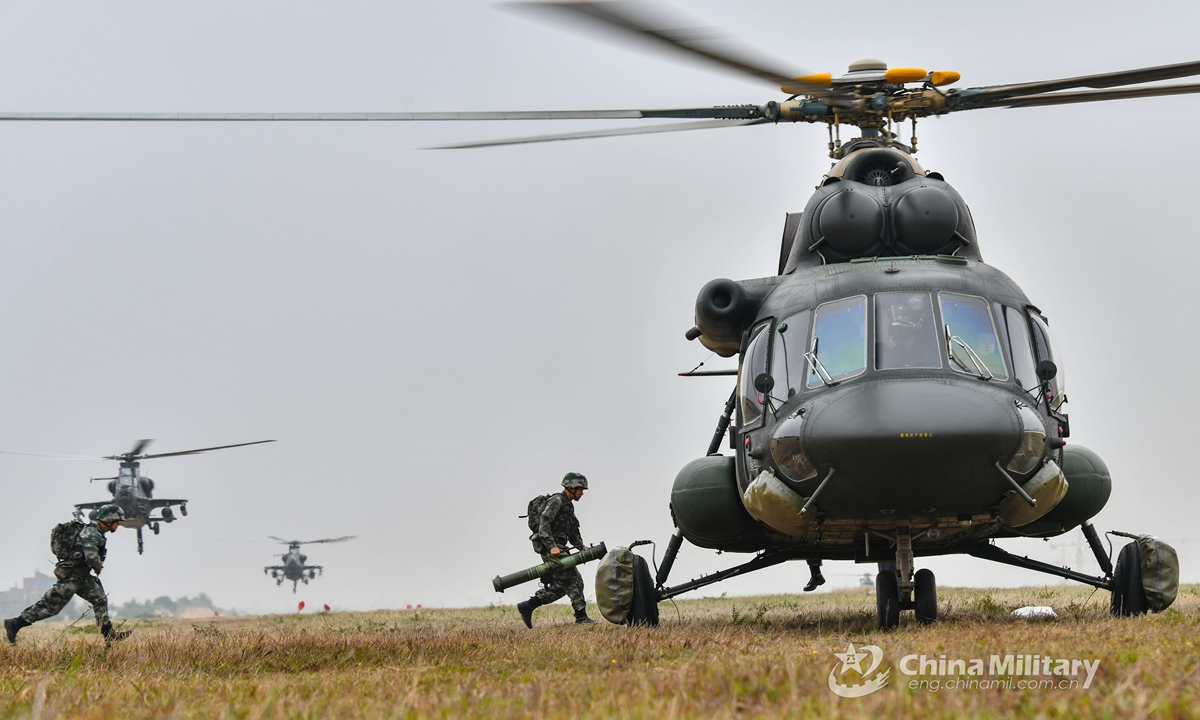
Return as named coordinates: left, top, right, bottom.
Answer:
left=2, top=584, right=1199, bottom=719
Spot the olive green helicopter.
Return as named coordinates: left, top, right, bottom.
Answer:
left=2, top=1, right=1192, bottom=628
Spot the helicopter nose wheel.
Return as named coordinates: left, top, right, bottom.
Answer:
left=875, top=522, right=938, bottom=629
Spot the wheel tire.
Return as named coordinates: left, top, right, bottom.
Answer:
left=628, top=555, right=660, bottom=627
left=914, top=569, right=937, bottom=624
left=876, top=570, right=900, bottom=630
left=1111, top=541, right=1148, bottom=617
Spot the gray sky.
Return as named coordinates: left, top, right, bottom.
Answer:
left=1, top=1, right=1198, bottom=615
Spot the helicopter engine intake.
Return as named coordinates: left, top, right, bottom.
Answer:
left=693, top=277, right=779, bottom=357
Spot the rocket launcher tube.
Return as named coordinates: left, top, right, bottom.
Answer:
left=492, top=542, right=608, bottom=593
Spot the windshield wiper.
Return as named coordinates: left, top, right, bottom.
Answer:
left=944, top=324, right=993, bottom=380
left=805, top=349, right=837, bottom=387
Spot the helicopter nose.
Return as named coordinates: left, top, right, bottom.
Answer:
left=786, top=380, right=1023, bottom=517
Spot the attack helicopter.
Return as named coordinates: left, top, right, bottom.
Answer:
left=2, top=439, right=275, bottom=554
left=264, top=536, right=356, bottom=593
left=0, top=1, right=1191, bottom=626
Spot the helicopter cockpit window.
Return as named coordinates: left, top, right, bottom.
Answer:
left=998, top=304, right=1039, bottom=395
left=807, top=296, right=867, bottom=388
left=1029, top=314, right=1067, bottom=409
left=118, top=468, right=135, bottom=486
left=771, top=310, right=811, bottom=400
left=874, top=292, right=940, bottom=370
left=938, top=292, right=1008, bottom=380
left=739, top=323, right=770, bottom=429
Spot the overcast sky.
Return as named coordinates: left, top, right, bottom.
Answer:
left=1, top=1, right=1198, bottom=615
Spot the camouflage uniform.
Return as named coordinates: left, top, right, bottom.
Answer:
left=20, top=523, right=110, bottom=629
left=530, top=492, right=587, bottom=613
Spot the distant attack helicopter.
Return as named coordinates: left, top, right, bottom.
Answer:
left=264, top=536, right=356, bottom=593
left=1, top=2, right=1191, bottom=626
left=2, top=439, right=274, bottom=553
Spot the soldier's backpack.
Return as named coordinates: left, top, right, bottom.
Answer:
left=523, top=494, right=554, bottom=534
left=50, top=520, right=86, bottom=561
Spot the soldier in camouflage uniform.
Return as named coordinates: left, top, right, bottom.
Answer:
left=4, top=504, right=132, bottom=644
left=517, top=472, right=596, bottom=627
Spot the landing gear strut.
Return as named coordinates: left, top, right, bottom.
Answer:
left=136, top=527, right=144, bottom=554
left=875, top=521, right=938, bottom=630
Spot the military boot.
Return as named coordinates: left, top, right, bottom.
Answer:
left=574, top=608, right=597, bottom=625
left=804, top=571, right=826, bottom=592
left=4, top=617, right=30, bottom=644
left=101, top=622, right=132, bottom=643
left=517, top=598, right=543, bottom=629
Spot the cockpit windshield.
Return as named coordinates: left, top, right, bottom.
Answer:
left=875, top=292, right=940, bottom=370
left=118, top=468, right=135, bottom=487
left=807, top=296, right=867, bottom=388
left=939, top=292, right=1008, bottom=380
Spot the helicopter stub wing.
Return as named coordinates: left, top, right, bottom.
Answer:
left=146, top=498, right=187, bottom=509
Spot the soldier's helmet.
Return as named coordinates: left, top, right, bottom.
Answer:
left=561, top=472, right=588, bottom=490
left=94, top=505, right=126, bottom=523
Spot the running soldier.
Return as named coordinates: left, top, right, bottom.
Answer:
left=517, top=472, right=596, bottom=627
left=4, top=505, right=132, bottom=644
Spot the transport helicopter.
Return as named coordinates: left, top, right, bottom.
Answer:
left=0, top=2, right=1190, bottom=625
left=264, top=536, right=356, bottom=593
left=2, top=439, right=275, bottom=554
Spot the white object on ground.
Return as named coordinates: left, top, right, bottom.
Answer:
left=1010, top=606, right=1058, bottom=620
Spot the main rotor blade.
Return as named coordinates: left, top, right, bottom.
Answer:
left=0, top=107, right=764, bottom=122
left=434, top=117, right=766, bottom=149
left=298, top=536, right=357, bottom=545
left=999, top=82, right=1200, bottom=108
left=508, top=1, right=829, bottom=96
left=957, top=59, right=1200, bottom=104
left=140, top=439, right=276, bottom=459
left=129, top=439, right=153, bottom=457
left=0, top=450, right=104, bottom=460
left=267, top=536, right=296, bottom=544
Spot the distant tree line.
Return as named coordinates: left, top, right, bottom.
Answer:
left=114, top=593, right=223, bottom=618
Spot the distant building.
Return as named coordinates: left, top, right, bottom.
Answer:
left=0, top=570, right=82, bottom=620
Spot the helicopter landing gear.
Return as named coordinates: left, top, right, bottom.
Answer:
left=152, top=522, right=160, bottom=535
left=180, top=503, right=188, bottom=517
left=1110, top=542, right=1148, bottom=616
left=875, top=522, right=937, bottom=629
left=136, top=527, right=144, bottom=554
left=914, top=569, right=937, bottom=624
left=876, top=568, right=900, bottom=630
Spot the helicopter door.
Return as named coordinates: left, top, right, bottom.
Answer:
left=996, top=304, right=1039, bottom=397
left=771, top=310, right=811, bottom=400
left=1029, top=314, right=1067, bottom=410
left=738, top=323, right=770, bottom=430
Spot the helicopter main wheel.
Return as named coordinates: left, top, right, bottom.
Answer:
left=914, top=569, right=937, bottom=624
left=180, top=504, right=187, bottom=517
left=627, top=554, right=660, bottom=627
left=152, top=522, right=160, bottom=535
left=876, top=570, right=900, bottom=630
left=1110, top=542, right=1149, bottom=616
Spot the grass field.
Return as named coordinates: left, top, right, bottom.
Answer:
left=2, top=583, right=1198, bottom=719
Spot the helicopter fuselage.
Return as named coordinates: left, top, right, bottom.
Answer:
left=671, top=144, right=1109, bottom=565
left=265, top=545, right=323, bottom=592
